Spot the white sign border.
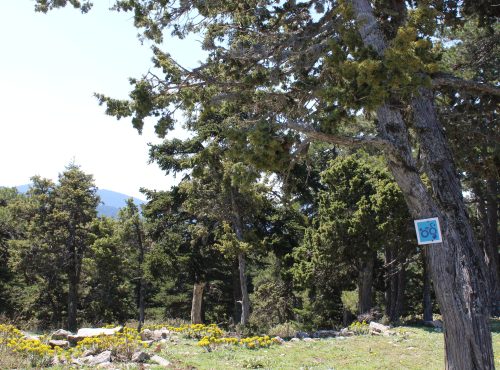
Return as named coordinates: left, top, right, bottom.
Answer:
left=414, top=217, right=443, bottom=245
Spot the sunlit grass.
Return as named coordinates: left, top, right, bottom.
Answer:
left=0, top=320, right=498, bottom=369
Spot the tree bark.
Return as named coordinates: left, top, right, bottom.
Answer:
left=422, top=249, right=433, bottom=322
left=358, top=252, right=375, bottom=314
left=135, top=220, right=146, bottom=332
left=232, top=259, right=242, bottom=323
left=191, top=282, right=206, bottom=324
left=230, top=187, right=251, bottom=326
left=350, top=1, right=494, bottom=368
left=485, top=179, right=500, bottom=316
left=385, top=247, right=406, bottom=323
left=475, top=179, right=500, bottom=317
left=67, top=264, right=78, bottom=333
left=67, top=225, right=79, bottom=333
left=237, top=252, right=250, bottom=325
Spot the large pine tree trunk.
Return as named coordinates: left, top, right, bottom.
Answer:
left=358, top=253, right=375, bottom=314
left=422, top=250, right=433, bottom=322
left=351, top=1, right=494, bottom=367
left=191, top=282, right=206, bottom=324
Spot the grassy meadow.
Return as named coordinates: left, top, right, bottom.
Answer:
left=1, top=320, right=498, bottom=369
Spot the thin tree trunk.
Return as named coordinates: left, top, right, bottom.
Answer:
left=191, top=282, right=206, bottom=324
left=385, top=247, right=396, bottom=321
left=485, top=179, right=500, bottom=316
left=237, top=252, right=250, bottom=325
left=138, top=277, right=145, bottom=331
left=395, top=262, right=405, bottom=321
left=386, top=248, right=406, bottom=323
left=232, top=259, right=242, bottom=323
left=358, top=252, right=375, bottom=314
left=473, top=180, right=499, bottom=317
left=135, top=221, right=146, bottom=332
left=422, top=249, right=433, bottom=322
left=67, top=225, right=79, bottom=333
left=67, top=274, right=78, bottom=332
left=351, top=1, right=494, bottom=368
left=230, top=187, right=251, bottom=325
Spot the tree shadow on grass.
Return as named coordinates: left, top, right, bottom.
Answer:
left=409, top=318, right=499, bottom=334
left=490, top=318, right=500, bottom=334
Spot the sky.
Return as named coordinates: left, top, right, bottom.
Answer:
left=0, top=1, right=204, bottom=199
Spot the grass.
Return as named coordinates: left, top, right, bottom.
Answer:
left=1, top=321, right=499, bottom=369
left=153, top=322, right=500, bottom=370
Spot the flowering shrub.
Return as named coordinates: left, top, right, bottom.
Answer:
left=0, top=324, right=23, bottom=345
left=74, top=327, right=148, bottom=360
left=197, top=335, right=280, bottom=352
left=349, top=321, right=370, bottom=335
left=143, top=323, right=224, bottom=339
left=8, top=338, right=62, bottom=367
left=0, top=325, right=60, bottom=367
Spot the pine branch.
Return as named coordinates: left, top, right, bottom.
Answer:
left=285, top=121, right=390, bottom=150
left=432, top=73, right=500, bottom=97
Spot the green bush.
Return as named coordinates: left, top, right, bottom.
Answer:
left=267, top=322, right=298, bottom=338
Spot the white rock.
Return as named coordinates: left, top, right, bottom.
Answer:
left=151, top=329, right=170, bottom=341
left=88, top=350, right=112, bottom=366
left=51, top=329, right=72, bottom=340
left=141, top=329, right=153, bottom=340
left=290, top=338, right=300, bottom=342
left=68, top=326, right=123, bottom=344
left=49, top=339, right=70, bottom=349
left=151, top=354, right=170, bottom=367
left=369, top=322, right=390, bottom=333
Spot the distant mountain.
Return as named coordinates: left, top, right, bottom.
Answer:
left=12, top=185, right=144, bottom=218
left=94, top=189, right=144, bottom=217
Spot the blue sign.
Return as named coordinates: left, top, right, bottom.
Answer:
left=414, top=217, right=442, bottom=245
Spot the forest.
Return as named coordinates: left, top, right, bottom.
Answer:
left=0, top=0, right=499, bottom=369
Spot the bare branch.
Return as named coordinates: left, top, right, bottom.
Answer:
left=432, top=73, right=500, bottom=97
left=285, top=121, right=390, bottom=150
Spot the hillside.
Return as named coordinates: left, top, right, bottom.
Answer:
left=13, top=185, right=144, bottom=218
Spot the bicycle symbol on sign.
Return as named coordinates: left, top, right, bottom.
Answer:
left=414, top=217, right=443, bottom=245
left=419, top=224, right=438, bottom=240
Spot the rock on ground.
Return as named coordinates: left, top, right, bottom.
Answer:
left=273, top=336, right=285, bottom=344
left=49, top=339, right=70, bottom=349
left=369, top=322, right=390, bottom=334
left=68, top=326, right=123, bottom=344
left=313, top=330, right=340, bottom=338
left=151, top=355, right=170, bottom=367
left=88, top=350, right=112, bottom=366
left=51, top=329, right=72, bottom=340
left=132, top=351, right=151, bottom=363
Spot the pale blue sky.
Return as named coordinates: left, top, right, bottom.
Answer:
left=0, top=1, right=204, bottom=199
